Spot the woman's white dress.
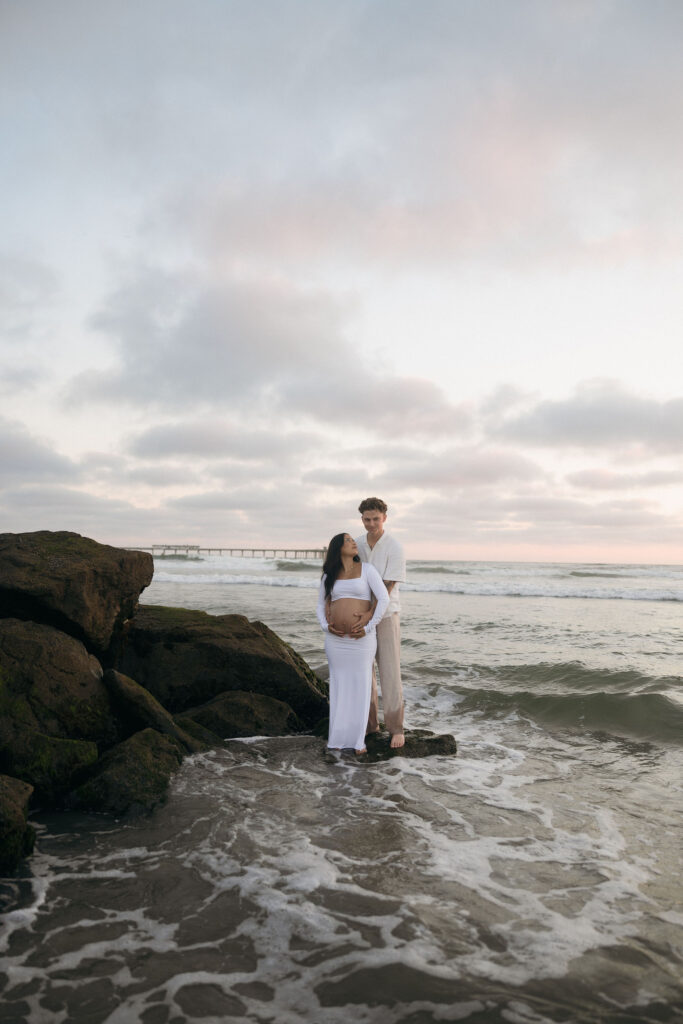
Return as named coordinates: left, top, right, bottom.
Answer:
left=316, top=564, right=390, bottom=751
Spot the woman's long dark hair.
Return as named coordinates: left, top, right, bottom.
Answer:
left=321, top=533, right=347, bottom=599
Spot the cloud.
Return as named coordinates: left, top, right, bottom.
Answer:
left=281, top=374, right=472, bottom=438
left=0, top=484, right=169, bottom=541
left=377, top=446, right=545, bottom=490
left=0, top=365, right=46, bottom=395
left=493, top=380, right=683, bottom=453
left=398, top=486, right=682, bottom=549
left=65, top=264, right=471, bottom=440
left=66, top=268, right=349, bottom=409
left=567, top=468, right=683, bottom=491
left=132, top=0, right=683, bottom=276
left=0, top=254, right=59, bottom=332
left=0, top=417, right=80, bottom=485
left=128, top=419, right=318, bottom=462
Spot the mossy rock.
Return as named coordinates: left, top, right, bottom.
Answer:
left=70, top=728, right=183, bottom=816
left=0, top=530, right=153, bottom=655
left=102, top=669, right=207, bottom=753
left=360, top=729, right=458, bottom=762
left=182, top=690, right=305, bottom=739
left=0, top=619, right=115, bottom=748
left=0, top=725, right=98, bottom=805
left=321, top=729, right=458, bottom=763
left=115, top=605, right=328, bottom=725
left=0, top=774, right=35, bottom=873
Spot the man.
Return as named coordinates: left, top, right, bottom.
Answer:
left=355, top=497, right=406, bottom=749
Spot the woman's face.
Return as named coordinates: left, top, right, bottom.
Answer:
left=341, top=534, right=358, bottom=557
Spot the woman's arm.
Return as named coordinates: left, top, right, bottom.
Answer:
left=316, top=578, right=330, bottom=632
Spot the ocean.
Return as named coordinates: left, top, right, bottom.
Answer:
left=1, top=556, right=682, bottom=1023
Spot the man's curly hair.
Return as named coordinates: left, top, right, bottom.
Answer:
left=358, top=497, right=387, bottom=514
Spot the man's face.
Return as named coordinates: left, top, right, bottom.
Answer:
left=361, top=509, right=387, bottom=538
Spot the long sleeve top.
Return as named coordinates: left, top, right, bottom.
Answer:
left=316, top=563, right=390, bottom=635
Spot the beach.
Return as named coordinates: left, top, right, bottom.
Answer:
left=1, top=556, right=682, bottom=1023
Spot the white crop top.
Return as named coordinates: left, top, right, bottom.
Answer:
left=316, top=562, right=390, bottom=635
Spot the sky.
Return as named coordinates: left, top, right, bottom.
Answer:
left=1, top=0, right=682, bottom=562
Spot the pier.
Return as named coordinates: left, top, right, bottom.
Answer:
left=128, top=544, right=326, bottom=559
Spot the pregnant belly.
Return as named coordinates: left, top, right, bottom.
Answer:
left=328, top=598, right=371, bottom=635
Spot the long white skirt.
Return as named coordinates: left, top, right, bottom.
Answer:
left=325, top=631, right=377, bottom=751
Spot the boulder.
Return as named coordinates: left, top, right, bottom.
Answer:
left=115, top=605, right=328, bottom=726
left=0, top=726, right=98, bottom=805
left=69, top=728, right=184, bottom=816
left=181, top=690, right=305, bottom=739
left=0, top=618, right=116, bottom=802
left=102, top=669, right=206, bottom=753
left=0, top=531, right=153, bottom=655
left=0, top=619, right=115, bottom=746
left=0, top=775, right=35, bottom=872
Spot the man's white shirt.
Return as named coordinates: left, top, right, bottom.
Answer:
left=355, top=532, right=406, bottom=618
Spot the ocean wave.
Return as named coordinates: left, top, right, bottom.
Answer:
left=569, top=570, right=631, bottom=579
left=153, top=571, right=319, bottom=588
left=276, top=560, right=320, bottom=572
left=402, top=581, right=683, bottom=602
left=409, top=565, right=472, bottom=575
left=455, top=686, right=683, bottom=745
left=480, top=660, right=679, bottom=695
left=152, top=570, right=682, bottom=602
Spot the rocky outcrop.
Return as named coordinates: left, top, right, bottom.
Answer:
left=0, top=533, right=330, bottom=855
left=180, top=690, right=305, bottom=739
left=0, top=531, right=153, bottom=656
left=69, top=729, right=184, bottom=816
left=0, top=775, right=35, bottom=873
left=114, top=605, right=328, bottom=726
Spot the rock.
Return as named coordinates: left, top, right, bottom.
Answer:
left=359, top=729, right=457, bottom=763
left=0, top=775, right=36, bottom=872
left=0, top=619, right=115, bottom=746
left=70, top=728, right=184, bottom=816
left=182, top=690, right=305, bottom=739
left=174, top=715, right=225, bottom=749
left=0, top=726, right=99, bottom=805
left=0, top=531, right=153, bottom=655
left=102, top=669, right=207, bottom=753
left=0, top=619, right=119, bottom=802
left=115, top=605, right=328, bottom=727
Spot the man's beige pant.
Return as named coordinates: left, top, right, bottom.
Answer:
left=366, top=613, right=404, bottom=735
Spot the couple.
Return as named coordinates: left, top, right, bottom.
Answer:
left=316, top=497, right=406, bottom=755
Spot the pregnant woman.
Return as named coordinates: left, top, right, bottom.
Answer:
left=316, top=533, right=390, bottom=754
